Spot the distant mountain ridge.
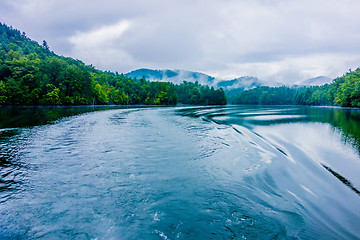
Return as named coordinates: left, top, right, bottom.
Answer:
left=126, top=68, right=334, bottom=89
left=126, top=68, right=266, bottom=90
left=217, top=77, right=265, bottom=89
left=126, top=68, right=215, bottom=86
left=296, top=76, right=333, bottom=86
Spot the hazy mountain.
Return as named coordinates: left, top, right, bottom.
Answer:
left=126, top=69, right=215, bottom=85
left=126, top=68, right=267, bottom=90
left=296, top=76, right=333, bottom=86
left=217, top=76, right=264, bottom=89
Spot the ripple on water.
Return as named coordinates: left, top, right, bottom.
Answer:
left=0, top=106, right=360, bottom=239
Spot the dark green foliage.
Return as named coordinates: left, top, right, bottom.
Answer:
left=232, top=85, right=336, bottom=106
left=176, top=81, right=227, bottom=105
left=292, top=85, right=335, bottom=106
left=232, top=86, right=296, bottom=105
left=0, top=22, right=226, bottom=106
left=232, top=68, right=360, bottom=107
left=332, top=68, right=360, bottom=107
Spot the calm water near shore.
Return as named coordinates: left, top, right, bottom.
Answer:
left=0, top=105, right=359, bottom=239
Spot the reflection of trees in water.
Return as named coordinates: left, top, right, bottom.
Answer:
left=179, top=106, right=360, bottom=155
left=0, top=106, right=133, bottom=129
left=0, top=106, right=119, bottom=201
left=0, top=128, right=30, bottom=202
left=0, top=107, right=93, bottom=128
left=306, top=107, right=360, bottom=153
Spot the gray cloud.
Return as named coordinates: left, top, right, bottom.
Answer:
left=1, top=0, right=360, bottom=83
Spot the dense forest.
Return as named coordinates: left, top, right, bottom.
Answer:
left=176, top=81, right=227, bottom=105
left=232, top=68, right=360, bottom=107
left=0, top=23, right=226, bottom=106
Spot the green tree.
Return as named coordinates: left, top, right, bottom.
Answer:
left=0, top=81, right=7, bottom=104
left=42, top=84, right=61, bottom=105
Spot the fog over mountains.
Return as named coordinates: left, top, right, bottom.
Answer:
left=295, top=76, right=333, bottom=86
left=126, top=69, right=216, bottom=86
left=126, top=68, right=333, bottom=90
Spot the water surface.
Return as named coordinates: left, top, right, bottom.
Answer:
left=0, top=105, right=359, bottom=239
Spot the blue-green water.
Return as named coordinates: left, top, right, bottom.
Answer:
left=0, top=106, right=359, bottom=239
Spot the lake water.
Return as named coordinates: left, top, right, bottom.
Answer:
left=0, top=105, right=359, bottom=239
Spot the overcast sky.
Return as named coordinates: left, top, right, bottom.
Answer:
left=1, top=0, right=360, bottom=83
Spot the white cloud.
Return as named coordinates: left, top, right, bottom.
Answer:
left=1, top=0, right=360, bottom=82
left=68, top=20, right=132, bottom=48
left=67, top=20, right=135, bottom=71
left=211, top=53, right=360, bottom=83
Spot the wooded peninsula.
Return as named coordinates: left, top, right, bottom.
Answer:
left=0, top=23, right=226, bottom=106
left=232, top=68, right=360, bottom=107
left=1, top=22, right=359, bottom=107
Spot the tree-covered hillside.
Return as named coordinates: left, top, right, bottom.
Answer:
left=232, top=68, right=360, bottom=107
left=0, top=22, right=226, bottom=106
left=232, top=86, right=296, bottom=105
left=176, top=81, right=226, bottom=105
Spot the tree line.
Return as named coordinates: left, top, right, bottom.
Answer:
left=176, top=81, right=227, bottom=105
left=0, top=22, right=226, bottom=106
left=232, top=68, right=360, bottom=107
